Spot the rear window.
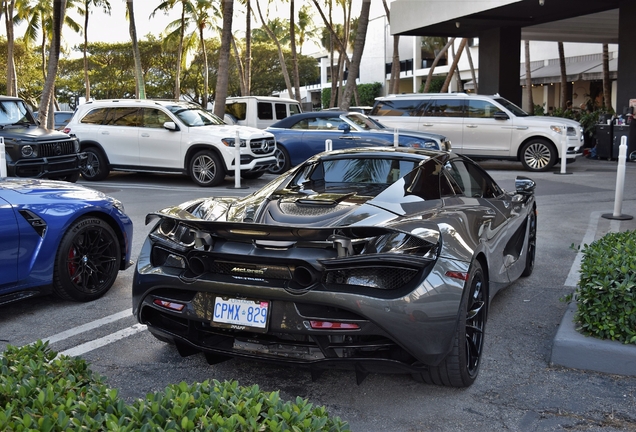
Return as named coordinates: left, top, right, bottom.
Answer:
left=80, top=108, right=109, bottom=125
left=371, top=99, right=423, bottom=117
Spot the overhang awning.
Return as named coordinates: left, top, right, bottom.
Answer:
left=518, top=55, right=617, bottom=85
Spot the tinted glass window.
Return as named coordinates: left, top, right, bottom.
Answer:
left=371, top=99, right=423, bottom=116
left=293, top=116, right=344, bottom=130
left=290, top=104, right=301, bottom=115
left=257, top=102, right=273, bottom=120
left=141, top=108, right=172, bottom=128
left=405, top=159, right=456, bottom=200
left=275, top=103, right=287, bottom=119
left=225, top=102, right=247, bottom=120
left=0, top=100, right=31, bottom=124
left=105, top=107, right=140, bottom=126
left=493, top=97, right=528, bottom=116
left=423, top=99, right=464, bottom=117
left=80, top=108, right=109, bottom=125
left=443, top=159, right=502, bottom=198
left=466, top=100, right=500, bottom=118
left=166, top=104, right=224, bottom=126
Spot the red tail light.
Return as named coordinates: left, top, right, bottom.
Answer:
left=309, top=320, right=359, bottom=330
left=445, top=271, right=469, bottom=281
left=153, top=299, right=185, bottom=311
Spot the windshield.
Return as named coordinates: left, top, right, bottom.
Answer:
left=494, top=97, right=528, bottom=117
left=0, top=100, right=34, bottom=125
left=165, top=104, right=225, bottom=126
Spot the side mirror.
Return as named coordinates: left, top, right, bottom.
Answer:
left=630, top=151, right=636, bottom=162
left=515, top=176, right=536, bottom=195
left=338, top=123, right=351, bottom=133
left=163, top=121, right=179, bottom=131
left=493, top=111, right=509, bottom=120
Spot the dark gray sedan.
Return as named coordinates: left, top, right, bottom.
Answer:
left=133, top=147, right=536, bottom=387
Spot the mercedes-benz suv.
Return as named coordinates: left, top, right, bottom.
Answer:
left=64, top=99, right=277, bottom=186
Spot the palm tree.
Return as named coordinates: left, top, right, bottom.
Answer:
left=296, top=3, right=317, bottom=55
left=289, top=0, right=301, bottom=102
left=558, top=41, right=567, bottom=110
left=602, top=43, right=613, bottom=112
left=339, top=0, right=369, bottom=111
left=524, top=40, right=533, bottom=113
left=382, top=0, right=400, bottom=95
left=213, top=0, right=233, bottom=118
left=422, top=37, right=454, bottom=93
left=192, top=0, right=215, bottom=107
left=440, top=38, right=466, bottom=93
left=126, top=0, right=145, bottom=99
left=3, top=0, right=18, bottom=96
left=38, top=0, right=66, bottom=129
left=152, top=0, right=195, bottom=99
left=79, top=0, right=111, bottom=101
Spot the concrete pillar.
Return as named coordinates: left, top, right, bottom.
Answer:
left=478, top=27, right=522, bottom=106
left=617, top=0, right=636, bottom=115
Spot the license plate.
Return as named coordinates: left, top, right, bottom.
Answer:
left=212, top=297, right=269, bottom=331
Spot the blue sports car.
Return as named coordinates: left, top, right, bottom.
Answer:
left=266, top=111, right=452, bottom=174
left=0, top=178, right=133, bottom=305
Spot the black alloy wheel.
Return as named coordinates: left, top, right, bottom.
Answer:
left=53, top=217, right=121, bottom=302
left=81, top=147, right=110, bottom=181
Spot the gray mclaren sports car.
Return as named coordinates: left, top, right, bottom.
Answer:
left=133, top=147, right=536, bottom=387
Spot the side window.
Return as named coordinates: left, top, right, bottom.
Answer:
left=443, top=158, right=502, bottom=198
left=141, top=108, right=171, bottom=128
left=225, top=102, right=247, bottom=120
left=466, top=100, right=500, bottom=118
left=80, top=108, right=109, bottom=125
left=289, top=104, right=301, bottom=115
left=257, top=102, right=273, bottom=120
left=105, top=107, right=140, bottom=127
left=406, top=159, right=456, bottom=200
left=274, top=103, right=287, bottom=120
left=371, top=99, right=423, bottom=116
left=304, top=116, right=342, bottom=130
left=424, top=99, right=464, bottom=117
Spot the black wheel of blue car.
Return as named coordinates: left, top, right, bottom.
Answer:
left=81, top=147, right=110, bottom=181
left=414, top=261, right=487, bottom=387
left=190, top=150, right=225, bottom=187
left=521, top=208, right=537, bottom=277
left=53, top=217, right=121, bottom=302
left=268, top=146, right=290, bottom=175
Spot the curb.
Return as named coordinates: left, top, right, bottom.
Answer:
left=550, top=302, right=636, bottom=376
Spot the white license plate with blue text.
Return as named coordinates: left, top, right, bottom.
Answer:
left=212, top=297, right=269, bottom=330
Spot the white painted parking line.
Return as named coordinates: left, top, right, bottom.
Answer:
left=38, top=309, right=133, bottom=346
left=59, top=324, right=147, bottom=358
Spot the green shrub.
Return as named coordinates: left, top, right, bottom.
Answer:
left=320, top=82, right=382, bottom=109
left=574, top=230, right=636, bottom=344
left=0, top=341, right=350, bottom=431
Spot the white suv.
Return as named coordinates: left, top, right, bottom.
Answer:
left=64, top=99, right=277, bottom=186
left=371, top=93, right=583, bottom=172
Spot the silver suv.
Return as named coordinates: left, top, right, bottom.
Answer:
left=64, top=100, right=277, bottom=186
left=371, top=93, right=583, bottom=172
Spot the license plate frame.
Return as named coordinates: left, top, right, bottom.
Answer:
left=211, top=297, right=269, bottom=333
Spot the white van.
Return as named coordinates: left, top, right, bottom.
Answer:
left=371, top=93, right=583, bottom=172
left=223, top=96, right=302, bottom=129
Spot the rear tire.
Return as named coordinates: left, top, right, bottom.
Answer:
left=520, top=139, right=557, bottom=172
left=53, top=217, right=121, bottom=302
left=413, top=261, right=487, bottom=387
left=189, top=150, right=225, bottom=187
left=81, top=147, right=110, bottom=181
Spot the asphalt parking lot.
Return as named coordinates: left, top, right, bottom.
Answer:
left=1, top=156, right=635, bottom=431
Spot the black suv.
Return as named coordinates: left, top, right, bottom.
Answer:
left=1, top=95, right=84, bottom=181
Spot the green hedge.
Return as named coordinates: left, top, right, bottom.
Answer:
left=321, top=82, right=382, bottom=109
left=574, top=230, right=636, bottom=344
left=0, top=341, right=349, bottom=431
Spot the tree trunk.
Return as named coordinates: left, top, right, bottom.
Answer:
left=289, top=0, right=301, bottom=102
left=381, top=0, right=400, bottom=95
left=245, top=0, right=252, bottom=95
left=213, top=0, right=233, bottom=118
left=340, top=0, right=370, bottom=111
left=440, top=38, right=466, bottom=93
left=558, top=41, right=567, bottom=110
left=200, top=24, right=209, bottom=108
left=4, top=0, right=17, bottom=97
left=423, top=38, right=454, bottom=93
left=602, top=43, right=613, bottom=112
left=39, top=0, right=66, bottom=129
left=524, top=40, right=534, bottom=113
left=174, top=3, right=186, bottom=99
left=255, top=0, right=294, bottom=100
left=451, top=42, right=462, bottom=92
left=231, top=36, right=246, bottom=96
left=127, top=0, right=146, bottom=99
left=83, top=0, right=91, bottom=100
left=466, top=41, right=477, bottom=93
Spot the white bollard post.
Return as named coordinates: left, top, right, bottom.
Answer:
left=394, top=128, right=399, bottom=148
left=234, top=130, right=242, bottom=188
left=325, top=139, right=332, bottom=152
left=602, top=136, right=633, bottom=220
left=0, top=137, right=6, bottom=178
left=559, top=125, right=568, bottom=174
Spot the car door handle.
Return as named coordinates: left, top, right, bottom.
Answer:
left=340, top=136, right=359, bottom=140
left=141, top=133, right=150, bottom=137
left=422, top=123, right=434, bottom=127
left=466, top=125, right=478, bottom=128
left=101, top=131, right=109, bottom=135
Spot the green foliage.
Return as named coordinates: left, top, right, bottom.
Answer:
left=574, top=230, right=636, bottom=344
left=418, top=76, right=446, bottom=93
left=320, top=82, right=382, bottom=109
left=0, top=341, right=349, bottom=431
